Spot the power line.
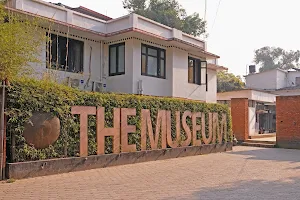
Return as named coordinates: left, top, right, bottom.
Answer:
left=204, top=0, right=207, bottom=21
left=211, top=0, right=222, bottom=30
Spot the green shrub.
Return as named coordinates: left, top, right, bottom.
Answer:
left=6, top=78, right=232, bottom=162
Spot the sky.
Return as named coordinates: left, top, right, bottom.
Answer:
left=49, top=0, right=300, bottom=76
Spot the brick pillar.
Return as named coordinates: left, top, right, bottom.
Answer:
left=277, top=96, right=300, bottom=149
left=231, top=98, right=249, bottom=141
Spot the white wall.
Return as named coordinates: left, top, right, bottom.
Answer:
left=106, top=39, right=213, bottom=101
left=29, top=29, right=102, bottom=88
left=246, top=69, right=282, bottom=90
left=287, top=71, right=300, bottom=87
left=248, top=106, right=257, bottom=136
left=276, top=70, right=287, bottom=89
left=172, top=48, right=206, bottom=101
left=13, top=0, right=205, bottom=48
left=11, top=0, right=216, bottom=101
left=217, top=90, right=276, bottom=103
left=131, top=40, right=173, bottom=97
left=105, top=40, right=134, bottom=94
left=206, top=69, right=217, bottom=103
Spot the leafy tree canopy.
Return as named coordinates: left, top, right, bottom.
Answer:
left=0, top=0, right=44, bottom=81
left=217, top=71, right=245, bottom=93
left=254, top=46, right=300, bottom=72
left=123, top=0, right=206, bottom=37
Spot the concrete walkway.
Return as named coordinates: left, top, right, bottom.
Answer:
left=1, top=146, right=300, bottom=200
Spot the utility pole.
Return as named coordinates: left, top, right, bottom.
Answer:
left=204, top=0, right=207, bottom=21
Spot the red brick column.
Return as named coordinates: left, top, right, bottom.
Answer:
left=277, top=96, right=300, bottom=149
left=231, top=98, right=249, bottom=141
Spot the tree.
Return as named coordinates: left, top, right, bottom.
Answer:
left=254, top=46, right=300, bottom=72
left=0, top=0, right=44, bottom=81
left=123, top=0, right=206, bottom=37
left=217, top=71, right=245, bottom=93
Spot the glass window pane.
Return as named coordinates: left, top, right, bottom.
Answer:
left=148, top=48, right=157, bottom=57
left=69, top=40, right=83, bottom=73
left=161, top=50, right=165, bottom=58
left=118, top=45, right=125, bottom=73
left=110, top=46, right=117, bottom=74
left=58, top=36, right=67, bottom=70
left=188, top=59, right=194, bottom=83
left=49, top=34, right=57, bottom=69
left=147, top=56, right=158, bottom=76
left=160, top=59, right=165, bottom=78
left=142, top=55, right=146, bottom=74
left=201, top=61, right=207, bottom=85
left=142, top=46, right=146, bottom=54
left=195, top=60, right=200, bottom=84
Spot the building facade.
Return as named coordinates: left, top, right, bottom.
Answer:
left=217, top=89, right=276, bottom=139
left=245, top=68, right=300, bottom=96
left=7, top=0, right=226, bottom=103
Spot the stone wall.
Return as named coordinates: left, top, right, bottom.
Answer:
left=276, top=96, right=300, bottom=149
left=7, top=143, right=233, bottom=179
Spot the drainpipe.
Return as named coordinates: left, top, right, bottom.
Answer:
left=101, top=41, right=106, bottom=91
left=100, top=41, right=103, bottom=83
left=0, top=80, right=5, bottom=180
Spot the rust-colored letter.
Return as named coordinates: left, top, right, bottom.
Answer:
left=209, top=113, right=219, bottom=144
left=192, top=112, right=202, bottom=146
left=181, top=111, right=192, bottom=147
left=167, top=111, right=181, bottom=148
left=218, top=114, right=227, bottom=144
left=71, top=106, right=96, bottom=157
left=97, top=107, right=121, bottom=155
left=201, top=113, right=212, bottom=145
left=141, top=109, right=167, bottom=151
left=121, top=108, right=137, bottom=153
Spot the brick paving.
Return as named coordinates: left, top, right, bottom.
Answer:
left=1, top=146, right=300, bottom=199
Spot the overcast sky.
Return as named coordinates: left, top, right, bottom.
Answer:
left=49, top=0, right=300, bottom=76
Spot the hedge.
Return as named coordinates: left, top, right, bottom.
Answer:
left=5, top=78, right=232, bottom=162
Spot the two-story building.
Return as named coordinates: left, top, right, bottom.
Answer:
left=6, top=0, right=227, bottom=103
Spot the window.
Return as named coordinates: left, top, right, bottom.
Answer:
left=248, top=100, right=256, bottom=108
left=141, top=44, right=166, bottom=79
left=188, top=57, right=207, bottom=86
left=109, top=43, right=125, bottom=76
left=46, top=33, right=84, bottom=73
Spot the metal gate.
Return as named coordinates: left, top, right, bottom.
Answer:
left=259, top=113, right=276, bottom=133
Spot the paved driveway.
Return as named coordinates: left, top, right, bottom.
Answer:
left=1, top=146, right=300, bottom=200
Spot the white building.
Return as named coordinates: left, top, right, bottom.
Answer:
left=245, top=68, right=300, bottom=96
left=6, top=0, right=226, bottom=103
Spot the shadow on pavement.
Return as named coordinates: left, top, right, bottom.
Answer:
left=225, top=147, right=300, bottom=163
left=189, top=177, right=300, bottom=200
left=163, top=177, right=300, bottom=200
